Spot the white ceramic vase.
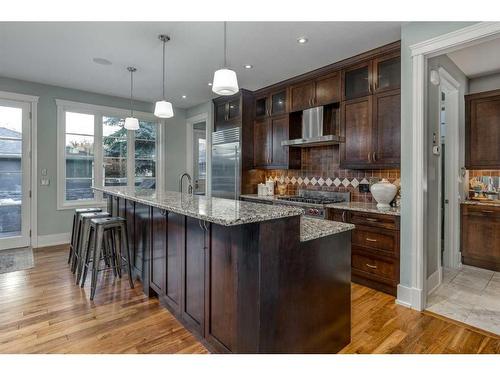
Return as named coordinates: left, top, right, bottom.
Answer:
left=370, top=179, right=397, bottom=209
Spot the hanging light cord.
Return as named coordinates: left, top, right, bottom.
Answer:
left=224, top=21, right=227, bottom=68
left=162, top=38, right=166, bottom=100
left=129, top=69, right=134, bottom=117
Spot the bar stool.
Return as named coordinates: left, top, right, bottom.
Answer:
left=68, top=208, right=102, bottom=266
left=73, top=211, right=111, bottom=280
left=80, top=216, right=134, bottom=300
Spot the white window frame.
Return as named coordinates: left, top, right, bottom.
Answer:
left=56, top=99, right=161, bottom=210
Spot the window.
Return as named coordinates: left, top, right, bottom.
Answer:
left=57, top=100, right=161, bottom=209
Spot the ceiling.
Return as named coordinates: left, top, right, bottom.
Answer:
left=0, top=22, right=401, bottom=109
left=447, top=37, right=500, bottom=78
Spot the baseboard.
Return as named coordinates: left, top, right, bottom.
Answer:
left=396, top=284, right=424, bottom=311
left=36, top=232, right=71, bottom=248
left=426, top=267, right=443, bottom=295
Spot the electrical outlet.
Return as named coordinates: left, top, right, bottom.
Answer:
left=40, top=178, right=50, bottom=186
left=41, top=168, right=48, bottom=176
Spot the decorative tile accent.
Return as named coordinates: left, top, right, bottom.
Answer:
left=297, top=177, right=303, bottom=185
left=360, top=178, right=369, bottom=184
left=342, top=178, right=350, bottom=187
left=310, top=177, right=317, bottom=186
left=318, top=177, right=325, bottom=186
left=325, top=178, right=333, bottom=187
left=285, top=176, right=290, bottom=184
left=351, top=178, right=359, bottom=188
left=279, top=175, right=285, bottom=184
left=303, top=177, right=310, bottom=185
left=334, top=178, right=341, bottom=187
left=291, top=176, right=297, bottom=185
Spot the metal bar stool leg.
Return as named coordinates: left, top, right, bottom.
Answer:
left=80, top=227, right=94, bottom=288
left=90, top=226, right=104, bottom=301
left=68, top=213, right=77, bottom=264
left=121, top=223, right=134, bottom=289
left=113, top=227, right=122, bottom=278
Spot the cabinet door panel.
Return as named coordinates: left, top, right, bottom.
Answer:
left=134, top=203, right=150, bottom=275
left=462, top=214, right=500, bottom=262
left=341, top=96, right=372, bottom=168
left=343, top=62, right=370, bottom=100
left=315, top=71, right=340, bottom=105
left=166, top=212, right=183, bottom=308
left=373, top=55, right=400, bottom=92
left=290, top=81, right=315, bottom=112
left=183, top=217, right=206, bottom=334
left=253, top=118, right=271, bottom=167
left=124, top=199, right=135, bottom=270
left=466, top=95, right=500, bottom=168
left=271, top=90, right=287, bottom=115
left=372, top=89, right=400, bottom=166
left=271, top=115, right=289, bottom=167
left=150, top=207, right=167, bottom=294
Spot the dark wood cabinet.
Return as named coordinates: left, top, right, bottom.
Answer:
left=253, top=118, right=271, bottom=167
left=341, top=96, right=373, bottom=167
left=343, top=62, right=371, bottom=101
left=183, top=217, right=208, bottom=335
left=253, top=114, right=300, bottom=169
left=290, top=81, right=315, bottom=112
left=255, top=90, right=287, bottom=118
left=289, top=72, right=341, bottom=112
left=213, top=89, right=252, bottom=132
left=465, top=89, right=500, bottom=169
left=150, top=207, right=167, bottom=295
left=327, top=208, right=400, bottom=296
left=373, top=53, right=401, bottom=93
left=461, top=204, right=500, bottom=271
left=372, top=89, right=401, bottom=166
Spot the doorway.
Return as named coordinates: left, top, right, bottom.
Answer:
left=0, top=98, right=32, bottom=250
left=186, top=113, right=210, bottom=196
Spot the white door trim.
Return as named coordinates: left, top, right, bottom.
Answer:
left=407, top=22, right=500, bottom=311
left=186, top=113, right=210, bottom=195
left=0, top=90, right=39, bottom=249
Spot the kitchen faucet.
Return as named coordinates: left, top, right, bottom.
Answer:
left=179, top=172, right=193, bottom=195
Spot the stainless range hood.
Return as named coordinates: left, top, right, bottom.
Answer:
left=281, top=106, right=345, bottom=147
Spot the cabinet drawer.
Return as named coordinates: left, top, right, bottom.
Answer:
left=352, top=250, right=397, bottom=283
left=349, top=211, right=399, bottom=230
left=461, top=204, right=500, bottom=218
left=352, top=226, right=397, bottom=255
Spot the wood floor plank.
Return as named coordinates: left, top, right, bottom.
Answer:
left=0, top=245, right=499, bottom=354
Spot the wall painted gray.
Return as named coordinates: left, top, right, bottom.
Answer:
left=469, top=72, right=500, bottom=94
left=0, top=76, right=186, bottom=236
left=426, top=55, right=468, bottom=278
left=163, top=108, right=187, bottom=192
left=400, top=22, right=476, bottom=287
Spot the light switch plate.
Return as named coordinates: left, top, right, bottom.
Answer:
left=41, top=168, right=48, bottom=176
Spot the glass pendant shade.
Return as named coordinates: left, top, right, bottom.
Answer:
left=212, top=68, right=239, bottom=96
left=124, top=117, right=139, bottom=130
left=154, top=100, right=174, bottom=118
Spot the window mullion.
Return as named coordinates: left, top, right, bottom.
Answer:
left=95, top=113, right=103, bottom=201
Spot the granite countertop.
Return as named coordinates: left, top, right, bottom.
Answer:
left=325, top=202, right=401, bottom=216
left=240, top=194, right=285, bottom=201
left=461, top=200, right=500, bottom=207
left=94, top=186, right=304, bottom=226
left=300, top=216, right=355, bottom=242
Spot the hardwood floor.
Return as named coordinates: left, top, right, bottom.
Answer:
left=0, top=245, right=499, bottom=354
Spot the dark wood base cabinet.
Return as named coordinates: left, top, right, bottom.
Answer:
left=109, top=196, right=352, bottom=353
left=327, top=208, right=400, bottom=296
left=461, top=204, right=500, bottom=272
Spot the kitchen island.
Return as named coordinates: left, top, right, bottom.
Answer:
left=93, top=186, right=354, bottom=353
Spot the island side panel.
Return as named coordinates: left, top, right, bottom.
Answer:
left=258, top=216, right=352, bottom=353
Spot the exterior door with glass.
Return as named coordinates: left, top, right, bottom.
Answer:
left=0, top=99, right=31, bottom=250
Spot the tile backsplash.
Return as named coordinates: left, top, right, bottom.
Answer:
left=248, top=145, right=400, bottom=203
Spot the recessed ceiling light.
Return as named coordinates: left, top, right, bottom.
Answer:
left=297, top=37, right=308, bottom=44
left=208, top=82, right=213, bottom=86
left=244, top=64, right=253, bottom=69
left=182, top=95, right=187, bottom=99
left=92, top=57, right=112, bottom=65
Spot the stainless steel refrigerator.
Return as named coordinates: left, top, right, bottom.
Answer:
left=211, top=127, right=241, bottom=199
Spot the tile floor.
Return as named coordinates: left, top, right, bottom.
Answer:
left=426, top=265, right=500, bottom=335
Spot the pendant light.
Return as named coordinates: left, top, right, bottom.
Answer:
left=124, top=66, right=139, bottom=130
left=212, top=22, right=239, bottom=96
left=154, top=35, right=174, bottom=118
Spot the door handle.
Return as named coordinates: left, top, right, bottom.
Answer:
left=366, top=238, right=378, bottom=242
left=366, top=263, right=377, bottom=269
left=342, top=211, right=346, bottom=222
left=366, top=218, right=378, bottom=222
left=373, top=152, right=376, bottom=162
left=368, top=153, right=371, bottom=162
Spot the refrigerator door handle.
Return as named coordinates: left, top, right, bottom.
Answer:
left=234, top=145, right=239, bottom=201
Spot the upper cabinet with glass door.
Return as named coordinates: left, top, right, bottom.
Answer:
left=343, top=54, right=401, bottom=100
left=255, top=89, right=287, bottom=119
